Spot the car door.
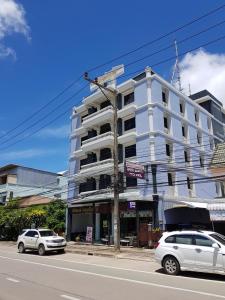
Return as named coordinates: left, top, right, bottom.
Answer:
left=24, top=230, right=38, bottom=248
left=193, top=234, right=224, bottom=272
left=167, top=234, right=196, bottom=269
left=29, top=230, right=39, bottom=249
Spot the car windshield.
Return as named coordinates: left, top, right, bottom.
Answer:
left=210, top=233, right=225, bottom=246
left=39, top=230, right=56, bottom=237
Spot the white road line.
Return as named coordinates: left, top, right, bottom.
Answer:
left=61, top=295, right=80, bottom=300
left=0, top=255, right=225, bottom=299
left=6, top=277, right=19, bottom=283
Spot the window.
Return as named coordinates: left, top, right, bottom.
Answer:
left=195, top=111, right=199, bottom=123
left=168, top=173, right=173, bottom=186
left=25, top=230, right=38, bottom=237
left=100, top=123, right=111, bottom=134
left=126, top=176, right=137, bottom=187
left=162, top=90, right=168, bottom=105
left=180, top=102, right=184, bottom=114
left=166, top=144, right=171, bottom=157
left=194, top=235, right=213, bottom=247
left=99, top=174, right=111, bottom=190
left=184, top=150, right=189, bottom=163
left=175, top=234, right=193, bottom=245
left=124, top=117, right=135, bottom=131
left=124, top=92, right=134, bottom=106
left=197, top=133, right=201, bottom=144
left=187, top=177, right=192, bottom=190
left=100, top=100, right=111, bottom=109
left=165, top=235, right=175, bottom=243
left=182, top=126, right=185, bottom=137
left=79, top=182, right=87, bottom=193
left=39, top=230, right=56, bottom=237
left=100, top=148, right=112, bottom=161
left=164, top=117, right=168, bottom=129
left=125, top=144, right=136, bottom=158
left=199, top=156, right=204, bottom=168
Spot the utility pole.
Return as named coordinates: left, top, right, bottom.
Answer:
left=83, top=72, right=120, bottom=251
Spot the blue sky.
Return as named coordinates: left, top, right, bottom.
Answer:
left=0, top=0, right=225, bottom=173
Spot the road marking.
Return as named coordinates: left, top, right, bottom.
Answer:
left=6, top=277, right=19, bottom=283
left=61, top=295, right=80, bottom=300
left=0, top=255, right=225, bottom=299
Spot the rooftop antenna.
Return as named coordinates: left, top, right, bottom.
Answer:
left=171, top=40, right=182, bottom=92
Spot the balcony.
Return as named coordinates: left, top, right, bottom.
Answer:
left=75, top=159, right=114, bottom=179
left=118, top=103, right=136, bottom=119
left=82, top=106, right=114, bottom=128
left=118, top=129, right=136, bottom=144
left=82, top=132, right=114, bottom=152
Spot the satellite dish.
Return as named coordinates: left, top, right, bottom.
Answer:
left=90, top=65, right=124, bottom=92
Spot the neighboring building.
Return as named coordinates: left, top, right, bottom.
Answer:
left=190, top=90, right=225, bottom=143
left=67, top=67, right=221, bottom=244
left=0, top=164, right=67, bottom=205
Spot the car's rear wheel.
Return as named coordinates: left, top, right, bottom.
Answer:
left=163, top=256, right=180, bottom=275
left=18, top=242, right=25, bottom=254
left=38, top=244, right=45, bottom=256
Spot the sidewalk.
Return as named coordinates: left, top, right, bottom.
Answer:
left=66, top=242, right=155, bottom=261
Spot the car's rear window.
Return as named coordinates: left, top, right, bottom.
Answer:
left=39, top=230, right=56, bottom=237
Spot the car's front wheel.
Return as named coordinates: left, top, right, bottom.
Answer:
left=38, top=244, right=45, bottom=256
left=18, top=242, right=25, bottom=254
left=163, top=256, right=180, bottom=275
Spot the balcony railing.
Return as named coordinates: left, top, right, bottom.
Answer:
left=82, top=132, right=114, bottom=145
left=82, top=105, right=113, bottom=122
left=81, top=158, right=113, bottom=170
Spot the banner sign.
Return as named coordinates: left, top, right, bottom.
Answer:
left=86, top=226, right=93, bottom=243
left=125, top=161, right=145, bottom=179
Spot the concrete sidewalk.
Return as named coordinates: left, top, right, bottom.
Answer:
left=66, top=242, right=155, bottom=261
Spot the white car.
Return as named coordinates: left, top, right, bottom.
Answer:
left=17, top=229, right=67, bottom=255
left=155, top=230, right=225, bottom=276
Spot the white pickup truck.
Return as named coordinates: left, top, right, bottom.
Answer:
left=17, top=228, right=66, bottom=255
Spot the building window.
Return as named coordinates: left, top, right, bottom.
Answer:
left=164, top=117, right=168, bottom=129
left=126, top=176, right=137, bottom=187
left=199, top=155, right=204, bottom=168
left=180, top=101, right=185, bottom=115
left=100, top=100, right=111, bottom=109
left=187, top=177, right=192, bottom=190
left=209, top=138, right=214, bottom=150
left=99, top=174, right=111, bottom=190
left=197, top=132, right=202, bottom=144
left=125, top=144, right=136, bottom=158
left=100, top=123, right=111, bottom=134
left=182, top=124, right=187, bottom=138
left=162, top=90, right=168, bottom=105
left=124, top=117, right=135, bottom=131
left=166, top=144, right=171, bottom=157
left=168, top=173, right=173, bottom=186
left=184, top=150, right=190, bottom=163
left=100, top=148, right=112, bottom=161
left=195, top=111, right=199, bottom=123
left=207, top=118, right=212, bottom=131
left=124, top=92, right=134, bottom=106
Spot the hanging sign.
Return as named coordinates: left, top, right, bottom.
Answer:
left=125, top=161, right=145, bottom=179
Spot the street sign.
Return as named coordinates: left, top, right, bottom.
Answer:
left=125, top=161, right=145, bottom=179
left=86, top=226, right=93, bottom=243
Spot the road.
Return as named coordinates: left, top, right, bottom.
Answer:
left=0, top=243, right=225, bottom=300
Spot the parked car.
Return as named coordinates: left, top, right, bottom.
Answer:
left=155, top=230, right=225, bottom=276
left=17, top=228, right=66, bottom=255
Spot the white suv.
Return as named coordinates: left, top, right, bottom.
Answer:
left=155, top=230, right=225, bottom=275
left=17, top=229, right=67, bottom=255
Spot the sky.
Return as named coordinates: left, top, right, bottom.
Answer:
left=0, top=0, right=225, bottom=173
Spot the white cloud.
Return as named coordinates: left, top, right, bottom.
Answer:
left=36, top=125, right=70, bottom=139
left=0, top=148, right=59, bottom=161
left=0, top=0, right=30, bottom=59
left=177, top=49, right=225, bottom=105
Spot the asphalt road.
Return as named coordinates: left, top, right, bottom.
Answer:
left=0, top=243, right=225, bottom=300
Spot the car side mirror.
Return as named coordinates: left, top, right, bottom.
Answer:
left=34, top=235, right=39, bottom=238
left=212, top=243, right=220, bottom=250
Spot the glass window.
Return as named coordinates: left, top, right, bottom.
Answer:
left=126, top=177, right=137, bottom=187
left=125, top=144, right=136, bottom=158
left=168, top=173, right=173, bottom=186
left=124, top=92, right=134, bottom=106
left=165, top=235, right=175, bottom=243
left=194, top=235, right=213, bottom=247
left=175, top=234, right=193, bottom=245
left=124, top=117, right=135, bottom=131
left=39, top=230, right=56, bottom=237
left=25, top=230, right=38, bottom=237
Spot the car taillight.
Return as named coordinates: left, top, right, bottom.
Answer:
left=155, top=242, right=160, bottom=248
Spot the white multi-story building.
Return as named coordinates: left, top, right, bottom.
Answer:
left=67, top=67, right=222, bottom=244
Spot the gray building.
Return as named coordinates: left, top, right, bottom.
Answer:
left=0, top=164, right=66, bottom=205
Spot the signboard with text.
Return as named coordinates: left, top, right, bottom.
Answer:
left=125, top=161, right=145, bottom=179
left=86, top=226, right=93, bottom=243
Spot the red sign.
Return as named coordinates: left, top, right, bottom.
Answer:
left=125, top=161, right=145, bottom=179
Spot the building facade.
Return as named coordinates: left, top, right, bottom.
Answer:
left=0, top=164, right=66, bottom=205
left=67, top=67, right=221, bottom=244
